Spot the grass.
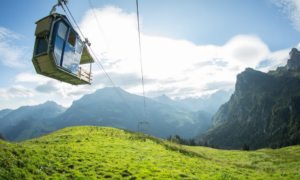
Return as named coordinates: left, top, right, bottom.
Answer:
left=0, top=126, right=300, bottom=179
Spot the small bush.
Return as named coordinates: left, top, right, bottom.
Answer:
left=171, top=137, right=180, bottom=144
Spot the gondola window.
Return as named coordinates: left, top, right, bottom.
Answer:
left=68, top=29, right=76, bottom=47
left=58, top=23, right=68, bottom=40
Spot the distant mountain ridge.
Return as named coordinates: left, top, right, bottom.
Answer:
left=198, top=48, right=300, bottom=150
left=152, top=90, right=233, bottom=114
left=0, top=101, right=66, bottom=140
left=0, top=87, right=213, bottom=142
left=0, top=109, right=13, bottom=118
left=51, top=87, right=213, bottom=139
left=152, top=94, right=182, bottom=109
left=3, top=116, right=56, bottom=142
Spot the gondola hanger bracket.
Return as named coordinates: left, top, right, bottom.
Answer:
left=84, top=38, right=91, bottom=47
left=50, top=0, right=69, bottom=14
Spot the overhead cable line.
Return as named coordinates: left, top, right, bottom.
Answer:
left=88, top=48, right=141, bottom=123
left=135, top=0, right=147, bottom=121
left=88, top=0, right=110, bottom=51
left=62, top=2, right=140, bottom=123
left=88, top=0, right=146, bottom=122
left=136, top=0, right=148, bottom=120
left=63, top=4, right=86, bottom=40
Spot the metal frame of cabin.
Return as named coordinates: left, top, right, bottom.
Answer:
left=32, top=13, right=94, bottom=85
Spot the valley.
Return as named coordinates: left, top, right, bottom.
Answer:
left=0, top=87, right=221, bottom=143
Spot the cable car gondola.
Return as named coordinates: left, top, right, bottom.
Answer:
left=32, top=9, right=94, bottom=85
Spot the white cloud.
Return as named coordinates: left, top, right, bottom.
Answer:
left=0, top=85, right=36, bottom=100
left=222, top=35, right=270, bottom=68
left=272, top=0, right=300, bottom=31
left=16, top=73, right=50, bottom=84
left=35, top=80, right=60, bottom=94
left=5, top=5, right=297, bottom=103
left=0, top=27, right=30, bottom=69
left=14, top=71, right=99, bottom=99
left=257, top=43, right=300, bottom=72
left=0, top=89, right=9, bottom=100
left=76, top=6, right=286, bottom=98
left=7, top=86, right=36, bottom=98
left=258, top=48, right=290, bottom=72
left=0, top=27, right=22, bottom=39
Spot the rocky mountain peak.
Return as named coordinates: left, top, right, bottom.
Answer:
left=275, top=48, right=300, bottom=71
left=151, top=94, right=178, bottom=107
left=158, top=94, right=171, bottom=100
left=41, top=101, right=66, bottom=110
left=43, top=100, right=57, bottom=105
left=286, top=48, right=300, bottom=70
left=289, top=48, right=300, bottom=58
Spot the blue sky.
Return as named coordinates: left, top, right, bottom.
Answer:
left=1, top=0, right=300, bottom=110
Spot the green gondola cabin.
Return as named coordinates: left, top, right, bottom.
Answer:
left=32, top=13, right=94, bottom=85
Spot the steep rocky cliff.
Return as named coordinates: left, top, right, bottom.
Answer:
left=198, top=48, right=300, bottom=150
left=286, top=48, right=300, bottom=70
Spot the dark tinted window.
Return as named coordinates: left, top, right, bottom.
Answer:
left=67, top=29, right=76, bottom=47
left=36, top=38, right=48, bottom=55
left=57, top=22, right=68, bottom=40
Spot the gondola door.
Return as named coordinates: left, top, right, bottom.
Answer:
left=62, top=28, right=80, bottom=74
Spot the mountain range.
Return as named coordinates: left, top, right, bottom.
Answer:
left=4, top=48, right=300, bottom=149
left=0, top=101, right=66, bottom=132
left=0, top=87, right=215, bottom=142
left=198, top=48, right=300, bottom=150
left=152, top=89, right=233, bottom=114
left=0, top=101, right=66, bottom=142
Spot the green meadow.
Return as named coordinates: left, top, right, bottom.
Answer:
left=0, top=126, right=299, bottom=179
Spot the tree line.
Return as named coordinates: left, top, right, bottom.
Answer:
left=167, top=135, right=219, bottom=148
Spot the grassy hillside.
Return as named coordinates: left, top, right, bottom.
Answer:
left=0, top=126, right=299, bottom=179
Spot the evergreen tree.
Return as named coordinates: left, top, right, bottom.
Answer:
left=183, top=139, right=188, bottom=145
left=167, top=135, right=201, bottom=147
left=242, top=142, right=249, bottom=151
left=167, top=135, right=172, bottom=141
left=189, top=139, right=196, bottom=146
left=204, top=140, right=208, bottom=147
